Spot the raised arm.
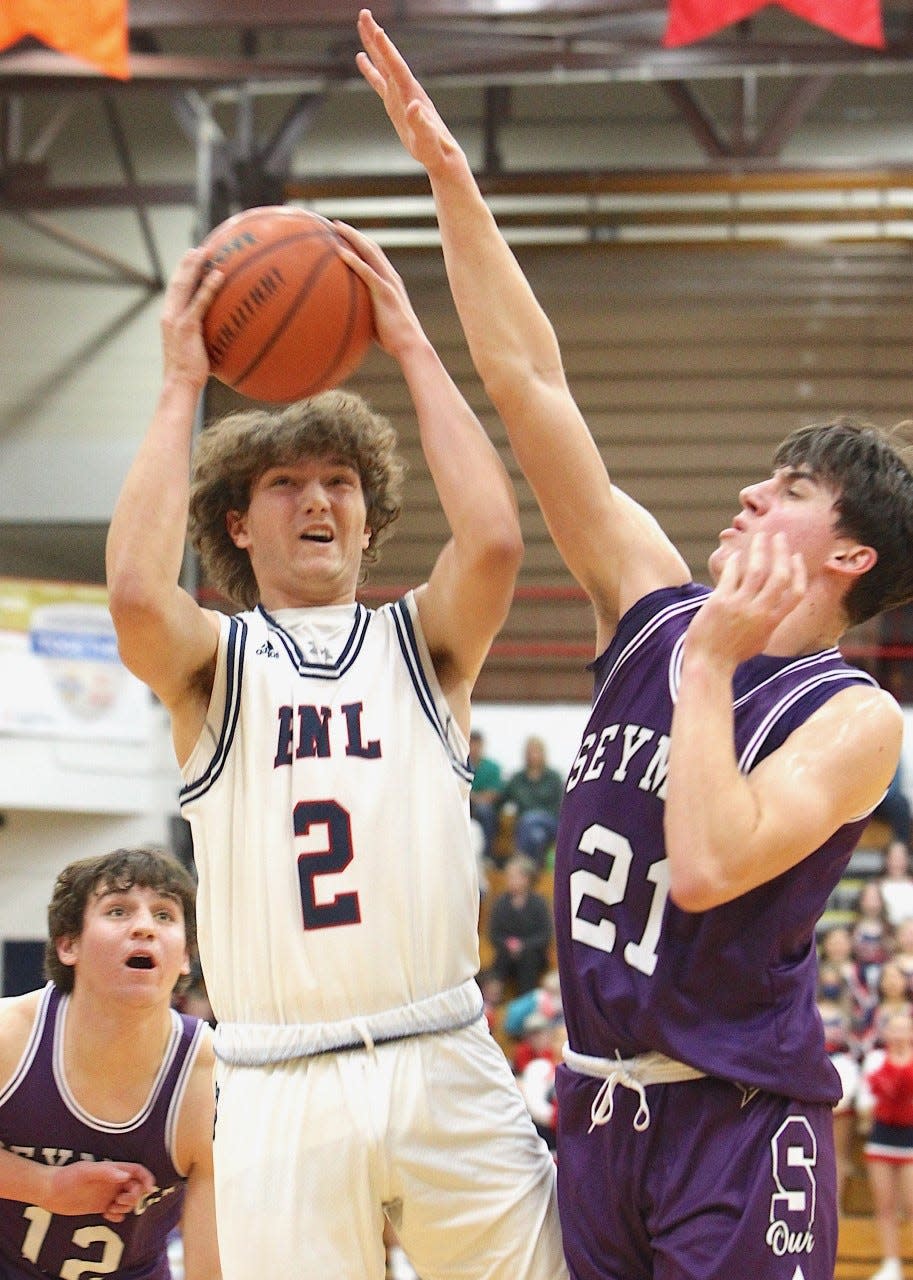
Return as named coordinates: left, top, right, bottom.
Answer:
left=356, top=10, right=689, bottom=648
left=105, top=249, right=223, bottom=762
left=334, top=221, right=522, bottom=729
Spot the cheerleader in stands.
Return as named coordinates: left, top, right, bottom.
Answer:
left=817, top=960, right=861, bottom=1209
left=857, top=1008, right=913, bottom=1280
left=853, top=880, right=894, bottom=999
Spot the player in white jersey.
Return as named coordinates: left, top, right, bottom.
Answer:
left=106, top=224, right=567, bottom=1280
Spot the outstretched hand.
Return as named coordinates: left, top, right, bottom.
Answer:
left=47, top=1160, right=156, bottom=1224
left=686, top=531, right=807, bottom=669
left=356, top=9, right=460, bottom=176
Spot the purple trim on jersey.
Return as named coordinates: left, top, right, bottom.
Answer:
left=180, top=613, right=246, bottom=806
left=555, top=582, right=878, bottom=1104
left=0, top=984, right=204, bottom=1280
left=257, top=602, right=371, bottom=678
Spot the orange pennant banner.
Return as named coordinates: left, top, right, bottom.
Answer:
left=665, top=0, right=885, bottom=49
left=0, top=0, right=129, bottom=79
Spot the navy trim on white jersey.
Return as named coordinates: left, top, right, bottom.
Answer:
left=180, top=614, right=247, bottom=806
left=256, top=602, right=371, bottom=679
left=390, top=598, right=473, bottom=783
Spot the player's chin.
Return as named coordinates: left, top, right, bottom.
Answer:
left=707, top=543, right=729, bottom=583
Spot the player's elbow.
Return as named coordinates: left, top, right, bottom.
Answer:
left=667, top=857, right=732, bottom=914
left=488, top=517, right=524, bottom=577
left=107, top=565, right=157, bottom=632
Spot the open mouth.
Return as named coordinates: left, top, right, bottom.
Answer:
left=126, top=955, right=154, bottom=970
left=301, top=531, right=332, bottom=543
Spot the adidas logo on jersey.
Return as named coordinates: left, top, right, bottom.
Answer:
left=256, top=640, right=279, bottom=658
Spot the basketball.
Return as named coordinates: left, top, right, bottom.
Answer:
left=200, top=206, right=374, bottom=404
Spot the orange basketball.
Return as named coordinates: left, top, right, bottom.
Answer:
left=200, top=206, right=374, bottom=404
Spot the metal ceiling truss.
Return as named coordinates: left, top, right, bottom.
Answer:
left=1, top=1, right=913, bottom=280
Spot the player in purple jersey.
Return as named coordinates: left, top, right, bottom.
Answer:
left=356, top=12, right=913, bottom=1279
left=0, top=847, right=220, bottom=1280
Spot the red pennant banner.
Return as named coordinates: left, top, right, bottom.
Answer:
left=0, top=0, right=129, bottom=79
left=665, top=0, right=885, bottom=49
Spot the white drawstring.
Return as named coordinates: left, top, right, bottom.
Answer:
left=353, top=1017, right=376, bottom=1054
left=587, top=1052, right=651, bottom=1133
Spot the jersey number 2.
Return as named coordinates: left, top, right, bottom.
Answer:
left=294, top=799, right=361, bottom=929
left=569, top=823, right=669, bottom=976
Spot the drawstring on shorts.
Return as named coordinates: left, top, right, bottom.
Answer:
left=587, top=1052, right=651, bottom=1132
left=562, top=1043, right=706, bottom=1135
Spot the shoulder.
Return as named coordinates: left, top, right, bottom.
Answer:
left=803, top=681, right=902, bottom=749
left=0, top=990, right=45, bottom=1087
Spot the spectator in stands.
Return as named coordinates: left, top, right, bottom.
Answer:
left=857, top=961, right=913, bottom=1059
left=891, top=916, right=913, bottom=990
left=853, top=879, right=894, bottom=998
left=517, top=1020, right=568, bottom=1154
left=878, top=838, right=913, bottom=931
left=477, top=968, right=505, bottom=1030
left=498, top=736, right=564, bottom=871
left=502, top=968, right=563, bottom=1041
left=487, top=854, right=553, bottom=997
left=820, top=923, right=868, bottom=1002
left=857, top=1008, right=913, bottom=1280
left=817, top=964, right=860, bottom=1211
left=512, top=1010, right=558, bottom=1075
left=874, top=759, right=912, bottom=845
left=468, top=728, right=504, bottom=866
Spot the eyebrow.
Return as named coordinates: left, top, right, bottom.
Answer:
left=93, top=885, right=180, bottom=904
left=779, top=466, right=818, bottom=485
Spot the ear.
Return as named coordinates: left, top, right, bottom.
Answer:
left=56, top=936, right=79, bottom=969
left=226, top=509, right=250, bottom=549
left=180, top=951, right=192, bottom=978
left=362, top=525, right=372, bottom=552
left=830, top=542, right=877, bottom=578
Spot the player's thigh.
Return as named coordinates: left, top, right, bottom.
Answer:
left=391, top=1022, right=568, bottom=1280
left=212, top=1057, right=387, bottom=1280
left=649, top=1083, right=837, bottom=1280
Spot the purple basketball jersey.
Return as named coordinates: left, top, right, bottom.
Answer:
left=0, top=984, right=205, bottom=1280
left=555, top=583, right=877, bottom=1104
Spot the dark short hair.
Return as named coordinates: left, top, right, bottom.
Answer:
left=45, top=846, right=198, bottom=995
left=774, top=415, right=913, bottom=626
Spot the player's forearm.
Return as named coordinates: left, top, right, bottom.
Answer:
left=0, top=1149, right=54, bottom=1207
left=664, top=648, right=761, bottom=911
left=397, top=331, right=521, bottom=566
left=427, top=153, right=565, bottom=409
left=106, top=375, right=199, bottom=617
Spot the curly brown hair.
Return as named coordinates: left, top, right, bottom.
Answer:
left=188, top=390, right=406, bottom=609
left=45, top=846, right=198, bottom=995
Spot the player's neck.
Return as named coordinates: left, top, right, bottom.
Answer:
left=762, top=588, right=847, bottom=658
left=62, top=993, right=175, bottom=1120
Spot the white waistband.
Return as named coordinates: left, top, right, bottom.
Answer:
left=563, top=1045, right=706, bottom=1086
left=214, top=978, right=484, bottom=1066
left=563, top=1045, right=706, bottom=1133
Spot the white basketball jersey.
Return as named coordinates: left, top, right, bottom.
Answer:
left=180, top=593, right=480, bottom=1027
